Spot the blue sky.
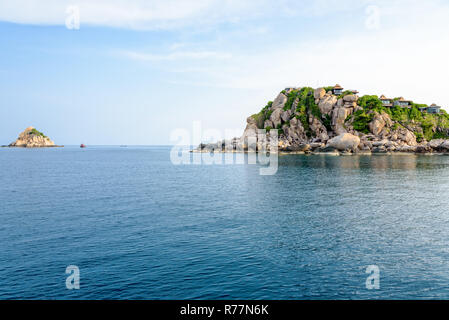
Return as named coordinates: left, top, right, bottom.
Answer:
left=1, top=0, right=449, bottom=145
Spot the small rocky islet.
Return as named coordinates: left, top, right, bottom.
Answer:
left=5, top=126, right=62, bottom=148
left=196, top=84, right=449, bottom=154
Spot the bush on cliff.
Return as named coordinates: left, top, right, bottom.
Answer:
left=352, top=110, right=373, bottom=134
left=409, top=105, right=423, bottom=121
left=415, top=132, right=424, bottom=143
left=358, top=95, right=383, bottom=110
left=29, top=128, right=47, bottom=138
left=283, top=90, right=299, bottom=111
left=432, top=131, right=449, bottom=139
left=323, top=114, right=332, bottom=132
left=421, top=117, right=435, bottom=141
left=390, top=106, right=409, bottom=122
left=251, top=112, right=266, bottom=129
left=295, top=87, right=320, bottom=137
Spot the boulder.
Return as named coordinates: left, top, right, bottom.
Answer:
left=332, top=107, right=353, bottom=134
left=264, top=120, right=274, bottom=129
left=400, top=129, right=417, bottom=146
left=369, top=113, right=390, bottom=136
left=314, top=88, right=326, bottom=100
left=385, top=141, right=398, bottom=148
left=327, top=133, right=360, bottom=151
left=309, top=142, right=324, bottom=149
left=283, top=117, right=307, bottom=145
left=281, top=110, right=292, bottom=122
left=277, top=139, right=292, bottom=151
left=428, top=139, right=445, bottom=150
left=286, top=143, right=310, bottom=152
left=440, top=140, right=449, bottom=151
left=416, top=145, right=433, bottom=153
left=382, top=113, right=393, bottom=127
left=270, top=108, right=283, bottom=128
left=318, top=95, right=337, bottom=115
left=246, top=116, right=257, bottom=126
left=240, top=117, right=260, bottom=149
left=309, top=115, right=329, bottom=142
left=271, top=93, right=288, bottom=110
left=344, top=102, right=357, bottom=108
left=372, top=139, right=389, bottom=147
left=343, top=95, right=358, bottom=103
left=393, top=145, right=414, bottom=152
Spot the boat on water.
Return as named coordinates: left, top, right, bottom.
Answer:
left=80, top=144, right=86, bottom=148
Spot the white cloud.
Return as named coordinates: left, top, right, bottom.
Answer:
left=0, top=0, right=373, bottom=29
left=0, top=0, right=277, bottom=29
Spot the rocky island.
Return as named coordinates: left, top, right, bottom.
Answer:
left=196, top=85, right=449, bottom=154
left=6, top=127, right=62, bottom=148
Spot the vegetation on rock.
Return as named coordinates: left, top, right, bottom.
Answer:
left=29, top=128, right=47, bottom=138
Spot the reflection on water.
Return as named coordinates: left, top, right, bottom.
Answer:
left=279, top=154, right=449, bottom=170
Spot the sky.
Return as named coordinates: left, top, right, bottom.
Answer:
left=1, top=0, right=449, bottom=145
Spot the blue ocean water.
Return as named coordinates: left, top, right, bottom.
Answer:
left=1, top=146, right=449, bottom=299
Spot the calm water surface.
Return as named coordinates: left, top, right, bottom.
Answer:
left=1, top=146, right=449, bottom=299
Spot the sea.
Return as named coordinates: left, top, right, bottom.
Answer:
left=1, top=146, right=449, bottom=299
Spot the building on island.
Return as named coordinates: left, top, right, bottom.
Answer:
left=332, top=84, right=344, bottom=95
left=379, top=95, right=393, bottom=107
left=427, top=103, right=441, bottom=114
left=418, top=106, right=428, bottom=113
left=393, top=97, right=411, bottom=108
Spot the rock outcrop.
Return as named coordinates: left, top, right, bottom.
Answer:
left=8, top=127, right=61, bottom=148
left=327, top=133, right=360, bottom=151
left=318, top=95, right=337, bottom=115
left=195, top=85, right=449, bottom=155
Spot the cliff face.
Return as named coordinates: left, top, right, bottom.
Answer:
left=197, top=86, right=449, bottom=154
left=9, top=127, right=58, bottom=148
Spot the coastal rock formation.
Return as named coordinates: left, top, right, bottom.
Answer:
left=8, top=127, right=59, bottom=148
left=196, top=85, right=449, bottom=154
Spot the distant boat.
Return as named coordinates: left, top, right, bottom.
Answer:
left=80, top=144, right=86, bottom=148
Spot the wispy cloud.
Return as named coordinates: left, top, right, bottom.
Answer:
left=122, top=50, right=232, bottom=61
left=0, top=0, right=270, bottom=29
